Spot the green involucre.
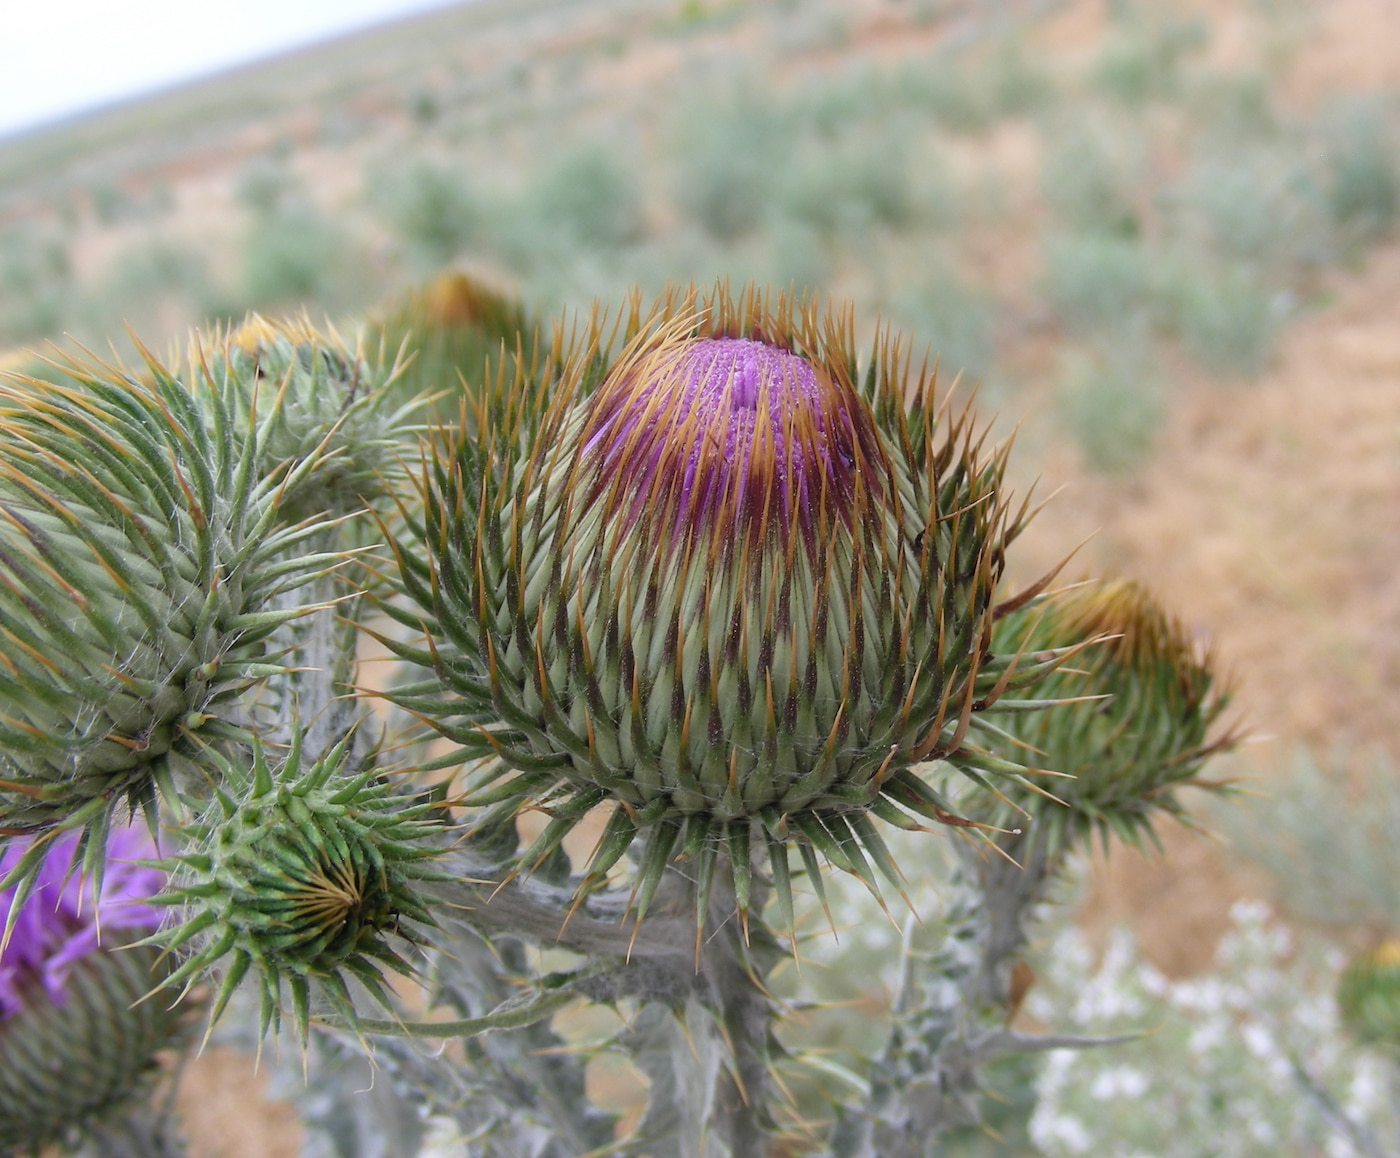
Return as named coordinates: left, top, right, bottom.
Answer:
left=149, top=734, right=446, bottom=1044
left=381, top=285, right=1070, bottom=925
left=0, top=945, right=191, bottom=1155
left=983, top=579, right=1238, bottom=853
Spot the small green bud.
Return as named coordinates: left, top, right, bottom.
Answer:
left=984, top=579, right=1239, bottom=853
left=367, top=271, right=530, bottom=409
left=151, top=734, right=446, bottom=1044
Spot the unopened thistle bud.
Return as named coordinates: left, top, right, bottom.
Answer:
left=0, top=339, right=371, bottom=895
left=150, top=734, right=445, bottom=1043
left=0, top=825, right=188, bottom=1155
left=384, top=285, right=1062, bottom=925
left=984, top=580, right=1238, bottom=853
left=1338, top=939, right=1400, bottom=1055
left=368, top=271, right=530, bottom=409
left=220, top=314, right=426, bottom=521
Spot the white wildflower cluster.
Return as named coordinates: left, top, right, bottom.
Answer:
left=1028, top=902, right=1395, bottom=1158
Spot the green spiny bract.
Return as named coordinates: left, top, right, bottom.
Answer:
left=380, top=284, right=1067, bottom=928
left=0, top=339, right=363, bottom=897
left=219, top=314, right=427, bottom=522
left=1338, top=938, right=1400, bottom=1055
left=150, top=734, right=446, bottom=1043
left=0, top=945, right=191, bottom=1156
left=982, top=579, right=1238, bottom=854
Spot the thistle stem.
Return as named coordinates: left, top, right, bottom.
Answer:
left=694, top=856, right=781, bottom=1155
left=827, top=825, right=1061, bottom=1156
left=317, top=984, right=581, bottom=1038
left=255, top=533, right=366, bottom=759
left=425, top=844, right=783, bottom=1153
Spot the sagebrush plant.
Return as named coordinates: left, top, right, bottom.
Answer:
left=1220, top=746, right=1400, bottom=932
left=369, top=160, right=480, bottom=271
left=1056, top=339, right=1164, bottom=474
left=0, top=277, right=1242, bottom=1157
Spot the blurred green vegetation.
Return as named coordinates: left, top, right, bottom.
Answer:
left=1220, top=747, right=1400, bottom=933
left=1, top=0, right=1397, bottom=473
left=1057, top=336, right=1164, bottom=474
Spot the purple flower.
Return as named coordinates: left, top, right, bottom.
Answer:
left=580, top=336, right=872, bottom=553
left=0, top=826, right=164, bottom=1019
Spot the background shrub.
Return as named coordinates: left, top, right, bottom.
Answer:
left=370, top=160, right=479, bottom=271
left=241, top=207, right=358, bottom=310
left=1322, top=96, right=1400, bottom=250
left=1160, top=259, right=1281, bottom=376
left=1043, top=231, right=1154, bottom=335
left=674, top=94, right=790, bottom=242
left=1058, top=337, right=1164, bottom=472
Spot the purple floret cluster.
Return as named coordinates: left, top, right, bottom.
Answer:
left=584, top=337, right=862, bottom=545
left=0, top=826, right=165, bottom=1019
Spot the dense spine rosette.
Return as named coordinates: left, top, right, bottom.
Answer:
left=984, top=579, right=1238, bottom=852
left=0, top=826, right=188, bottom=1155
left=151, top=734, right=445, bottom=1042
left=0, top=336, right=372, bottom=897
left=383, top=286, right=1064, bottom=921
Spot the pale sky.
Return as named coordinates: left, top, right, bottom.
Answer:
left=0, top=0, right=466, bottom=139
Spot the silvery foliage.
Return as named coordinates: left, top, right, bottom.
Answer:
left=201, top=590, right=1180, bottom=1158
left=1221, top=748, right=1400, bottom=932
left=1029, top=902, right=1400, bottom=1158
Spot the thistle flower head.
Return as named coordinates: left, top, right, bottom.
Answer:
left=0, top=826, right=188, bottom=1155
left=0, top=337, right=372, bottom=900
left=983, top=579, right=1239, bottom=853
left=150, top=734, right=446, bottom=1044
left=578, top=332, right=875, bottom=553
left=1339, top=938, right=1400, bottom=1054
left=0, top=825, right=162, bottom=1016
left=384, top=285, right=1059, bottom=925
